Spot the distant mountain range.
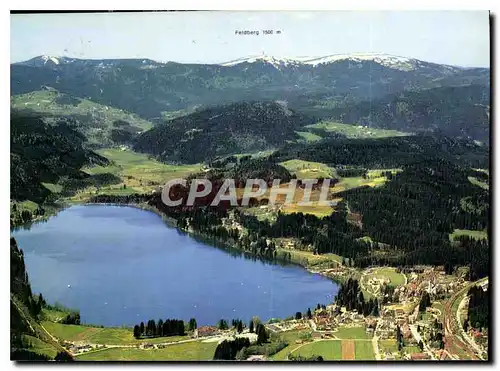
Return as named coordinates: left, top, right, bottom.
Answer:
left=11, top=54, right=489, bottom=122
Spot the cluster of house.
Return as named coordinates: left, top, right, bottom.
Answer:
left=68, top=343, right=105, bottom=355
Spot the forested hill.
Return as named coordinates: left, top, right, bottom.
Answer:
left=133, top=101, right=314, bottom=164
left=11, top=113, right=108, bottom=202
left=11, top=237, right=73, bottom=361
left=326, top=84, right=490, bottom=142
left=270, top=134, right=489, bottom=170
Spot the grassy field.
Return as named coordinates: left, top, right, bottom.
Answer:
left=75, top=340, right=217, bottom=361
left=304, top=121, right=410, bottom=139
left=367, top=267, right=406, bottom=287
left=291, top=340, right=342, bottom=360
left=468, top=176, right=489, bottom=190
left=402, top=345, right=421, bottom=355
left=295, top=131, right=323, bottom=143
left=334, top=326, right=372, bottom=340
left=354, top=341, right=375, bottom=360
left=449, top=229, right=488, bottom=241
left=41, top=322, right=189, bottom=345
left=67, top=148, right=201, bottom=202
left=276, top=248, right=343, bottom=268
left=280, top=159, right=336, bottom=179
left=22, top=334, right=60, bottom=359
left=270, top=329, right=313, bottom=360
left=379, top=339, right=398, bottom=354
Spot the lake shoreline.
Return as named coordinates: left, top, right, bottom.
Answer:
left=14, top=203, right=339, bottom=327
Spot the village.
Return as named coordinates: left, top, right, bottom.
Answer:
left=58, top=261, right=488, bottom=361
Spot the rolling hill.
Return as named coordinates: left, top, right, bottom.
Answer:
left=11, top=89, right=153, bottom=147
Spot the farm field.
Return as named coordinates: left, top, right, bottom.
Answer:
left=290, top=338, right=375, bottom=361
left=291, top=340, right=342, bottom=360
left=379, top=339, right=399, bottom=355
left=353, top=340, right=375, bottom=360
left=333, top=326, right=372, bottom=340
left=75, top=340, right=217, bottom=361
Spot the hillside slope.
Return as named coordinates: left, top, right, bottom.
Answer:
left=327, top=85, right=490, bottom=142
left=11, top=90, right=153, bottom=147
left=11, top=113, right=108, bottom=202
left=11, top=237, right=73, bottom=361
left=134, top=101, right=314, bottom=163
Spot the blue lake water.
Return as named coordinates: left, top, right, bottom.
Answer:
left=12, top=205, right=338, bottom=327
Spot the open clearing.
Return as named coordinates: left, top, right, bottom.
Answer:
left=449, top=229, right=488, bottom=241
left=276, top=248, right=343, bottom=268
left=75, top=340, right=217, bottom=361
left=304, top=121, right=410, bottom=139
left=295, top=131, right=323, bottom=143
left=280, top=159, right=336, bottom=179
left=67, top=148, right=201, bottom=201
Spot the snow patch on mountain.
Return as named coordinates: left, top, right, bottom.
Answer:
left=221, top=55, right=301, bottom=68
left=40, top=55, right=60, bottom=65
left=220, top=53, right=451, bottom=71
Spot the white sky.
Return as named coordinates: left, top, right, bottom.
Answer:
left=10, top=11, right=490, bottom=67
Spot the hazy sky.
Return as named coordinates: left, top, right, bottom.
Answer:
left=10, top=11, right=490, bottom=67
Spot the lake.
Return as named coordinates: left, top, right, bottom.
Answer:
left=12, top=205, right=338, bottom=327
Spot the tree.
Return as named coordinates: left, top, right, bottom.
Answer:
left=189, top=318, right=197, bottom=332
left=237, top=320, right=243, bottom=334
left=419, top=292, right=431, bottom=312
left=295, top=312, right=302, bottom=320
left=371, top=298, right=379, bottom=317
left=249, top=319, right=254, bottom=333
left=217, top=319, right=228, bottom=330
left=307, top=308, right=312, bottom=319
left=463, top=319, right=469, bottom=332
left=140, top=322, right=144, bottom=335
left=133, top=325, right=141, bottom=339
left=256, top=323, right=269, bottom=344
left=54, top=352, right=74, bottom=362
left=157, top=319, right=164, bottom=337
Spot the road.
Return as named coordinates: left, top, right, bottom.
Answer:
left=442, top=277, right=488, bottom=360
left=455, top=281, right=487, bottom=360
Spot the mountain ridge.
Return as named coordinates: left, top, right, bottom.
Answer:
left=14, top=53, right=488, bottom=70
